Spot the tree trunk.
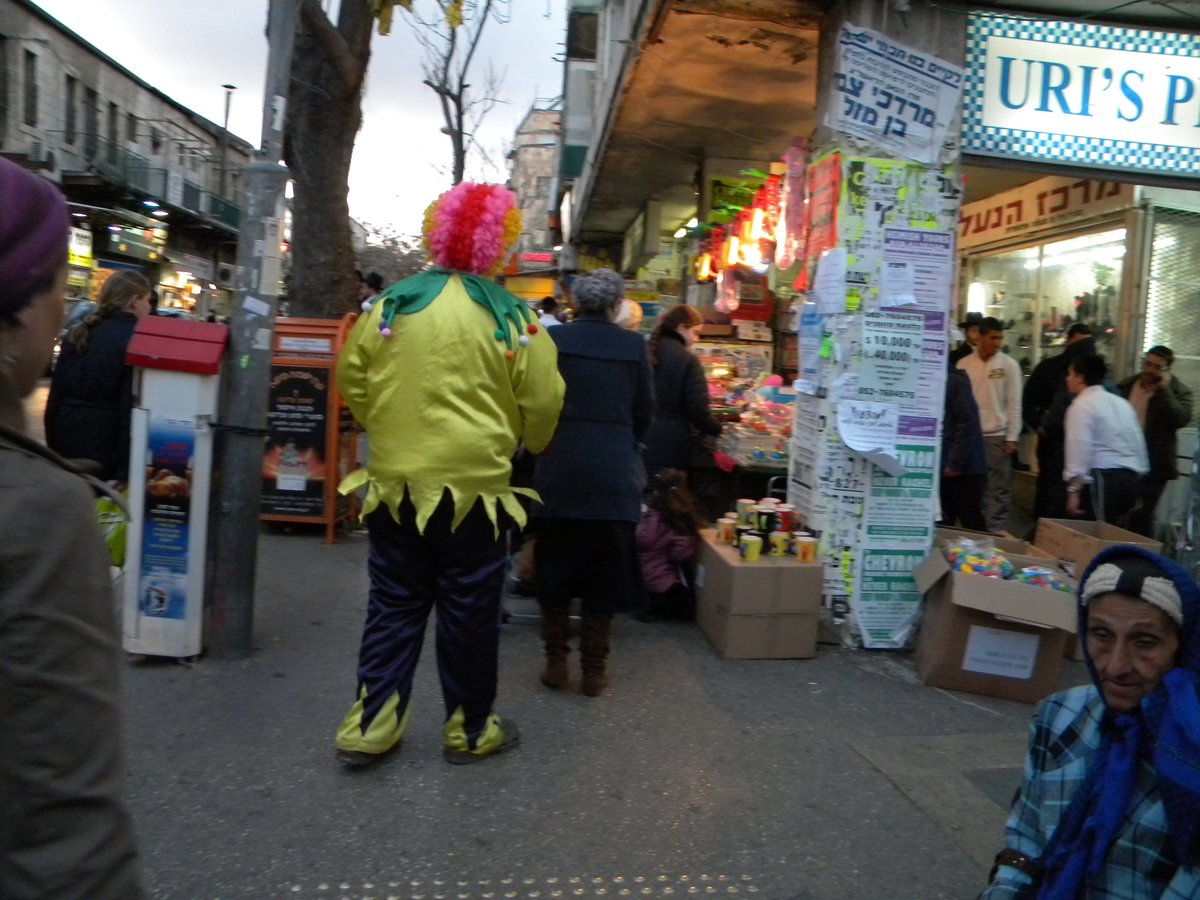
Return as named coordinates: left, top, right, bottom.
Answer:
left=284, top=0, right=374, bottom=318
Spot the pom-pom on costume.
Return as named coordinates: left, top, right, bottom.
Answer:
left=334, top=182, right=564, bottom=765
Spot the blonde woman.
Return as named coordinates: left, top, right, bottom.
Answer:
left=45, top=269, right=152, bottom=482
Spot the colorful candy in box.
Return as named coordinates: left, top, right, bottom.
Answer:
left=1014, top=566, right=1074, bottom=593
left=944, top=540, right=1014, bottom=579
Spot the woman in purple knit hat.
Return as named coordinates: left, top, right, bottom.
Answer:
left=0, top=157, right=144, bottom=899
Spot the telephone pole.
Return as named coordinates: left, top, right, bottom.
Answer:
left=208, top=0, right=300, bottom=658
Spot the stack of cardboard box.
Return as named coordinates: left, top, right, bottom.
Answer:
left=694, top=531, right=823, bottom=659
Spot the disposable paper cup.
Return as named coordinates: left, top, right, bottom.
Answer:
left=768, top=531, right=790, bottom=557
left=734, top=525, right=754, bottom=547
left=794, top=535, right=817, bottom=564
left=754, top=505, right=778, bottom=533
left=739, top=535, right=763, bottom=563
left=776, top=504, right=797, bottom=531
left=758, top=497, right=780, bottom=508
left=716, top=517, right=737, bottom=543
left=736, top=499, right=758, bottom=526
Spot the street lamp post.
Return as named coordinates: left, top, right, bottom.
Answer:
left=218, top=83, right=237, bottom=197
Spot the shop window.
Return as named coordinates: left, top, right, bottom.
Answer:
left=566, top=11, right=598, bottom=60
left=83, top=87, right=98, bottom=159
left=23, top=48, right=37, bottom=127
left=965, top=227, right=1124, bottom=375
left=1146, top=208, right=1200, bottom=409
left=107, top=101, right=118, bottom=162
left=64, top=74, right=77, bottom=144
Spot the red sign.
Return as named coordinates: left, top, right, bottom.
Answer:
left=520, top=252, right=554, bottom=263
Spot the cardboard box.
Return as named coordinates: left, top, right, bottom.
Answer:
left=912, top=549, right=1077, bottom=704
left=696, top=595, right=818, bottom=659
left=695, top=532, right=823, bottom=616
left=695, top=531, right=822, bottom=659
left=1033, top=518, right=1162, bottom=578
left=934, top=527, right=1054, bottom=560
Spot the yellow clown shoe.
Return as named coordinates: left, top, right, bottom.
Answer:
left=335, top=687, right=410, bottom=768
left=442, top=708, right=520, bottom=765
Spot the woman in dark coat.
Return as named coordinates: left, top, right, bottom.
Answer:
left=0, top=157, right=144, bottom=898
left=45, top=269, right=152, bottom=482
left=532, top=268, right=654, bottom=697
left=643, top=304, right=723, bottom=476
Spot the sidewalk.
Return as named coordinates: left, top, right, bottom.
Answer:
left=120, top=527, right=1087, bottom=900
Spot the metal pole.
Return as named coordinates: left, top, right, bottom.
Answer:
left=207, top=0, right=300, bottom=658
left=218, top=83, right=237, bottom=196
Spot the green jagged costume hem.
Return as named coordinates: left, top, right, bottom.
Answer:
left=338, top=470, right=540, bottom=537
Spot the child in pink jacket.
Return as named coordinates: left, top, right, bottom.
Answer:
left=634, top=469, right=705, bottom=621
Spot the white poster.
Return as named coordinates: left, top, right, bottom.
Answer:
left=812, top=247, right=848, bottom=315
left=962, top=626, right=1040, bottom=679
left=858, top=311, right=924, bottom=403
left=880, top=228, right=954, bottom=319
left=796, top=302, right=824, bottom=394
left=828, top=24, right=965, bottom=163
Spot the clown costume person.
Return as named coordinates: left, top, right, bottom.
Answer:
left=333, top=183, right=564, bottom=766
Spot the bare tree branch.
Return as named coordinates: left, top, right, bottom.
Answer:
left=402, top=0, right=509, bottom=184
left=298, top=0, right=363, bottom=95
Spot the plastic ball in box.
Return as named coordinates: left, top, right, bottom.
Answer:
left=1015, top=566, right=1074, bottom=593
left=944, top=543, right=1012, bottom=579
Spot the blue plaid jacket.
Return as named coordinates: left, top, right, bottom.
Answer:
left=981, top=685, right=1200, bottom=899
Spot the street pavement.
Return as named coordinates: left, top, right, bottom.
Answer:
left=118, top=525, right=1090, bottom=900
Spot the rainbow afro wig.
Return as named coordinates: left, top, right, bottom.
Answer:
left=422, top=182, right=522, bottom=276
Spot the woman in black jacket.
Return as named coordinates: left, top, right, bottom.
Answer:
left=45, top=269, right=152, bottom=482
left=643, top=304, right=723, bottom=480
left=532, top=268, right=654, bottom=697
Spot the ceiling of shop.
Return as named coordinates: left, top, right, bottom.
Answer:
left=576, top=3, right=823, bottom=242
left=577, top=0, right=1200, bottom=245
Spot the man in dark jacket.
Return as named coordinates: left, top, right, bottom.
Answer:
left=940, top=367, right=987, bottom=530
left=949, top=312, right=983, bottom=366
left=1023, top=325, right=1096, bottom=522
left=1117, top=345, right=1194, bottom=537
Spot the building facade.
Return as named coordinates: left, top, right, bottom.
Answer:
left=0, top=0, right=253, bottom=316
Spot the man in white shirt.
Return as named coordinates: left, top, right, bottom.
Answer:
left=1064, top=353, right=1149, bottom=527
left=956, top=316, right=1022, bottom=532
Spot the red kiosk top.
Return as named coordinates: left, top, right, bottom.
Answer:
left=126, top=317, right=229, bottom=375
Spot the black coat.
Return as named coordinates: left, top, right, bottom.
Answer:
left=45, top=312, right=138, bottom=481
left=643, top=330, right=722, bottom=473
left=943, top=369, right=987, bottom=476
left=532, top=314, right=654, bottom=523
left=1117, top=373, right=1194, bottom=480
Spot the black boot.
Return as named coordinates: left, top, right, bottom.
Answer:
left=539, top=601, right=570, bottom=689
left=580, top=611, right=612, bottom=697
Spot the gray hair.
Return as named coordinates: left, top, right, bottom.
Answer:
left=572, top=268, right=625, bottom=314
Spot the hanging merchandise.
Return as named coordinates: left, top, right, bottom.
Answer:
left=776, top=140, right=809, bottom=270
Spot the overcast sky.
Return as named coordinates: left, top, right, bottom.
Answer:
left=30, top=0, right=566, bottom=235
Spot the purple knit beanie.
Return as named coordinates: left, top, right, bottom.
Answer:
left=0, top=157, right=69, bottom=320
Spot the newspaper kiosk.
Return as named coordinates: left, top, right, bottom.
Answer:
left=123, top=317, right=228, bottom=660
left=261, top=315, right=357, bottom=543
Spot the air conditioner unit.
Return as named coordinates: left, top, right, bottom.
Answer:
left=27, top=137, right=56, bottom=172
left=216, top=265, right=237, bottom=290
